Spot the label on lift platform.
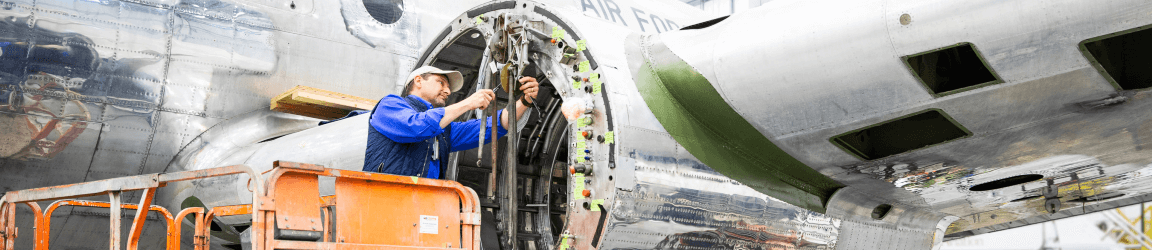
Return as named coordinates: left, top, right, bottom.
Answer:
left=419, top=215, right=439, bottom=234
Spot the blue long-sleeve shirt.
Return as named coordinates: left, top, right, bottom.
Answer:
left=369, top=94, right=508, bottom=178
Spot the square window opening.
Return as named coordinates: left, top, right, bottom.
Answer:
left=1081, top=25, right=1152, bottom=90
left=904, top=43, right=1001, bottom=97
left=831, top=109, right=971, bottom=160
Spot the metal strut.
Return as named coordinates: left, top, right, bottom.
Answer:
left=475, top=30, right=496, bottom=200
left=501, top=15, right=533, bottom=250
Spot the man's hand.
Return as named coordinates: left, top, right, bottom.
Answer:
left=441, top=89, right=494, bottom=128
left=495, top=77, right=540, bottom=130
left=463, top=89, right=496, bottom=110
left=519, top=77, right=539, bottom=104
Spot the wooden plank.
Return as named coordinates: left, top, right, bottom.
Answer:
left=271, top=102, right=348, bottom=120
left=293, top=91, right=375, bottom=110
left=271, top=86, right=377, bottom=120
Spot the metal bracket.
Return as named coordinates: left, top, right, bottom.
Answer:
left=1042, top=179, right=1062, bottom=214
left=273, top=161, right=325, bottom=171
left=258, top=197, right=276, bottom=211
left=276, top=215, right=323, bottom=232
left=461, top=212, right=482, bottom=225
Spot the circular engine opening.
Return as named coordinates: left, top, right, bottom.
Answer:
left=969, top=174, right=1043, bottom=191
left=413, top=4, right=623, bottom=249
left=422, top=21, right=574, bottom=250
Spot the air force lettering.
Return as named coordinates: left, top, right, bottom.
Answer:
left=577, top=0, right=686, bottom=33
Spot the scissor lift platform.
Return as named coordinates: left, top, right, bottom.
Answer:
left=0, top=161, right=482, bottom=250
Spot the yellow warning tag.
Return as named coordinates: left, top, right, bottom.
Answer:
left=411, top=176, right=419, bottom=184
left=604, top=131, right=614, bottom=144
left=576, top=40, right=587, bottom=51
left=589, top=73, right=600, bottom=83
left=578, top=61, right=590, bottom=73
left=573, top=174, right=585, bottom=197
left=552, top=26, right=565, bottom=40
left=572, top=79, right=580, bottom=90
left=590, top=199, right=604, bottom=211
left=592, top=84, right=601, bottom=94
left=560, top=237, right=571, bottom=250
left=576, top=140, right=586, bottom=149
left=474, top=15, right=483, bottom=24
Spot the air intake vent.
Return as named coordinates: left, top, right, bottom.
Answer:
left=969, top=174, right=1043, bottom=192
left=681, top=15, right=729, bottom=30
left=904, top=43, right=1001, bottom=97
left=1081, top=25, right=1152, bottom=90
left=831, top=109, right=971, bottom=160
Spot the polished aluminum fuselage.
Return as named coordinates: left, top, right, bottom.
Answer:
left=5, top=0, right=1152, bottom=249
left=654, top=0, right=1152, bottom=246
left=0, top=0, right=804, bottom=248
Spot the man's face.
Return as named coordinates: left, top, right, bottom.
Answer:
left=413, top=74, right=451, bottom=107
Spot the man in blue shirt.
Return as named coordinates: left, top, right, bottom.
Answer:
left=363, top=66, right=539, bottom=179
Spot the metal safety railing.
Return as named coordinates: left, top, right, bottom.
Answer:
left=0, top=161, right=482, bottom=250
left=0, top=164, right=259, bottom=250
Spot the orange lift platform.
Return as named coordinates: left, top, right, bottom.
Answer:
left=0, top=161, right=482, bottom=250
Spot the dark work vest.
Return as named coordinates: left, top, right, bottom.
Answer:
left=362, top=96, right=451, bottom=178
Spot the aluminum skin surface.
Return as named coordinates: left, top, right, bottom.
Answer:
left=6, top=0, right=1152, bottom=249
left=651, top=0, right=1152, bottom=244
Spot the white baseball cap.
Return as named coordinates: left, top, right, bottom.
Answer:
left=407, top=65, right=464, bottom=92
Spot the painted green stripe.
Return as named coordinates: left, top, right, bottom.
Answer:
left=632, top=37, right=843, bottom=213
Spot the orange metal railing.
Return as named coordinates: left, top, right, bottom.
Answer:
left=0, top=164, right=258, bottom=250
left=0, top=161, right=482, bottom=250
